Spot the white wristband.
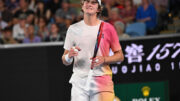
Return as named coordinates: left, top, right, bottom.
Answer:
left=65, top=53, right=73, bottom=64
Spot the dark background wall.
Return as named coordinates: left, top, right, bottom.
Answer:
left=111, top=35, right=180, bottom=101
left=0, top=46, right=72, bottom=101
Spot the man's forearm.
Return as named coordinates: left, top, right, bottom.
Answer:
left=104, top=50, right=124, bottom=64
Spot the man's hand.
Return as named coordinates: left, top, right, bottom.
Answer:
left=62, top=46, right=81, bottom=66
left=91, top=56, right=105, bottom=68
left=68, top=46, right=81, bottom=58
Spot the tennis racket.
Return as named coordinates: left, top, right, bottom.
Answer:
left=84, top=22, right=104, bottom=91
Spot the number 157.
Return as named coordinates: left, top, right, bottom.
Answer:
left=146, top=43, right=180, bottom=61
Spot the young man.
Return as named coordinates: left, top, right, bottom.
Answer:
left=62, top=0, right=124, bottom=101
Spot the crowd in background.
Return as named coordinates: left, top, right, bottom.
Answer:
left=0, top=0, right=179, bottom=44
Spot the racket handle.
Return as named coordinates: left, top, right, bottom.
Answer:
left=90, top=62, right=94, bottom=69
left=90, top=58, right=99, bottom=69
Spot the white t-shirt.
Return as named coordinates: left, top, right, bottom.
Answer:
left=64, top=20, right=121, bottom=77
left=13, top=24, right=29, bottom=40
left=64, top=20, right=102, bottom=76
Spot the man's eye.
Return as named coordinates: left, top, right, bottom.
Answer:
left=92, top=1, right=98, bottom=4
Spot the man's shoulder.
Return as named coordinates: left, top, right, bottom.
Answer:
left=103, top=21, right=112, bottom=26
left=70, top=20, right=84, bottom=28
left=66, top=20, right=84, bottom=35
left=102, top=21, right=114, bottom=29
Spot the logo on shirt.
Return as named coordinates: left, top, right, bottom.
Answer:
left=101, top=33, right=104, bottom=39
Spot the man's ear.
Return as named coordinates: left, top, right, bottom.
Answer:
left=97, top=8, right=100, bottom=13
left=97, top=6, right=102, bottom=13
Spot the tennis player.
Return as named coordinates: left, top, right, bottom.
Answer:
left=62, top=0, right=124, bottom=101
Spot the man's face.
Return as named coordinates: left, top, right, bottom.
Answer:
left=125, top=0, right=131, bottom=7
left=51, top=24, right=58, bottom=33
left=3, top=31, right=12, bottom=39
left=26, top=14, right=34, bottom=24
left=28, top=25, right=34, bottom=35
left=39, top=18, right=46, bottom=27
left=19, top=0, right=27, bottom=9
left=110, top=11, right=119, bottom=20
left=62, top=2, right=69, bottom=9
left=82, top=0, right=99, bottom=15
left=19, top=19, right=26, bottom=27
left=142, top=0, right=148, bottom=5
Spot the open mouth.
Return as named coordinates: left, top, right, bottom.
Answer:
left=86, top=7, right=93, bottom=10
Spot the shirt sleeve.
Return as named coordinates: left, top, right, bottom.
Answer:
left=109, top=24, right=122, bottom=52
left=63, top=26, right=73, bottom=50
